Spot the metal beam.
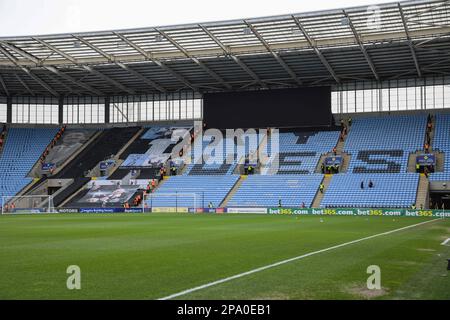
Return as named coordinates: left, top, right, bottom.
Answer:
left=113, top=32, right=197, bottom=91
left=156, top=29, right=232, bottom=90
left=21, top=68, right=59, bottom=96
left=199, top=24, right=268, bottom=89
left=399, top=3, right=422, bottom=78
left=72, top=35, right=113, bottom=62
left=0, top=74, right=9, bottom=96
left=0, top=41, right=41, bottom=65
left=244, top=20, right=302, bottom=86
left=14, top=73, right=35, bottom=96
left=44, top=66, right=103, bottom=96
left=342, top=11, right=379, bottom=81
left=82, top=65, right=135, bottom=95
left=115, top=62, right=166, bottom=93
left=33, top=38, right=78, bottom=64
left=292, top=15, right=340, bottom=84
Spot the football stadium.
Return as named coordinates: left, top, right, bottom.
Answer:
left=0, top=0, right=449, bottom=303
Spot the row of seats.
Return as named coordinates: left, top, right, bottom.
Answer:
left=345, top=115, right=427, bottom=173
left=147, top=175, right=239, bottom=208
left=0, top=128, right=58, bottom=196
left=263, top=131, right=340, bottom=174
left=430, top=114, right=450, bottom=181
left=321, top=173, right=419, bottom=208
left=227, top=174, right=323, bottom=208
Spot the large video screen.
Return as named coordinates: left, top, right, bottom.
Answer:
left=203, top=87, right=332, bottom=129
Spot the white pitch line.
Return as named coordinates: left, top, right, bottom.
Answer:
left=159, top=218, right=439, bottom=300
left=441, top=238, right=450, bottom=246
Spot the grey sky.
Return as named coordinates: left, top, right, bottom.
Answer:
left=0, top=0, right=397, bottom=37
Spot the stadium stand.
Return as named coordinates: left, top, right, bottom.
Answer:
left=320, top=173, right=419, bottom=208
left=147, top=175, right=239, bottom=208
left=0, top=127, right=58, bottom=197
left=184, top=131, right=260, bottom=175
left=344, top=115, right=427, bottom=173
left=264, top=131, right=340, bottom=174
left=227, top=174, right=323, bottom=208
left=430, top=114, right=450, bottom=181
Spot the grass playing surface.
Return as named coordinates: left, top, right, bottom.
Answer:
left=0, top=213, right=449, bottom=300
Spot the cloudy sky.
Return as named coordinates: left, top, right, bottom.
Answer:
left=0, top=0, right=397, bottom=37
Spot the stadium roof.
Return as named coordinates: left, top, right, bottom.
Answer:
left=0, top=0, right=450, bottom=97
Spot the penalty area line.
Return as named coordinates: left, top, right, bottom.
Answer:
left=159, top=218, right=439, bottom=300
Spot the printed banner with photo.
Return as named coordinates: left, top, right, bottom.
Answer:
left=121, top=153, right=170, bottom=168
left=76, top=185, right=138, bottom=206
left=141, top=126, right=192, bottom=141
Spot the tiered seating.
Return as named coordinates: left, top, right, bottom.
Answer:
left=264, top=131, right=340, bottom=174
left=185, top=135, right=247, bottom=175
left=321, top=173, right=419, bottom=208
left=0, top=128, right=58, bottom=197
left=344, top=115, right=426, bottom=173
left=430, top=114, right=450, bottom=181
left=227, top=174, right=323, bottom=207
left=148, top=175, right=239, bottom=208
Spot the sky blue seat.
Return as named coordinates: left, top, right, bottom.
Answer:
left=264, top=131, right=340, bottom=174
left=227, top=174, right=323, bottom=207
left=430, top=114, right=450, bottom=182
left=320, top=173, right=419, bottom=208
left=344, top=115, right=427, bottom=173
left=0, top=127, right=59, bottom=199
left=147, top=175, right=239, bottom=208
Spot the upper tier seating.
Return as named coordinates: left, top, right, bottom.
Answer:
left=263, top=131, right=340, bottom=174
left=430, top=114, right=450, bottom=181
left=147, top=175, right=239, bottom=208
left=344, top=115, right=427, bottom=173
left=227, top=174, right=323, bottom=208
left=0, top=128, right=58, bottom=197
left=320, top=173, right=419, bottom=208
left=185, top=132, right=260, bottom=175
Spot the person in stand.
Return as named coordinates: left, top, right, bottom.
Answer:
left=278, top=198, right=282, bottom=208
left=416, top=162, right=421, bottom=173
left=411, top=203, right=416, bottom=210
left=424, top=166, right=429, bottom=179
left=208, top=202, right=214, bottom=209
left=248, top=165, right=253, bottom=175
left=424, top=143, right=430, bottom=153
left=321, top=163, right=325, bottom=174
left=332, top=147, right=337, bottom=156
left=360, top=181, right=364, bottom=189
left=333, top=163, right=339, bottom=174
left=368, top=180, right=374, bottom=188
left=348, top=117, right=352, bottom=127
left=301, top=202, right=305, bottom=208
left=319, top=183, right=324, bottom=193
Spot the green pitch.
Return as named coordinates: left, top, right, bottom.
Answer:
left=0, top=213, right=449, bottom=300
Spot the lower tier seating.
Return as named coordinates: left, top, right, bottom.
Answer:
left=227, top=174, right=323, bottom=208
left=320, top=173, right=419, bottom=208
left=147, top=175, right=239, bottom=208
left=0, top=127, right=58, bottom=197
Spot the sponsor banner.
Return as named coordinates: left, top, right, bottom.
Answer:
left=13, top=208, right=44, bottom=213
left=79, top=208, right=120, bottom=213
left=215, top=208, right=225, bottom=214
left=151, top=207, right=189, bottom=213
left=324, top=156, right=343, bottom=166
left=227, top=207, right=268, bottom=214
left=58, top=208, right=79, bottom=213
left=416, top=154, right=435, bottom=166
left=41, top=163, right=56, bottom=171
left=100, top=160, right=115, bottom=170
left=268, top=208, right=450, bottom=217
